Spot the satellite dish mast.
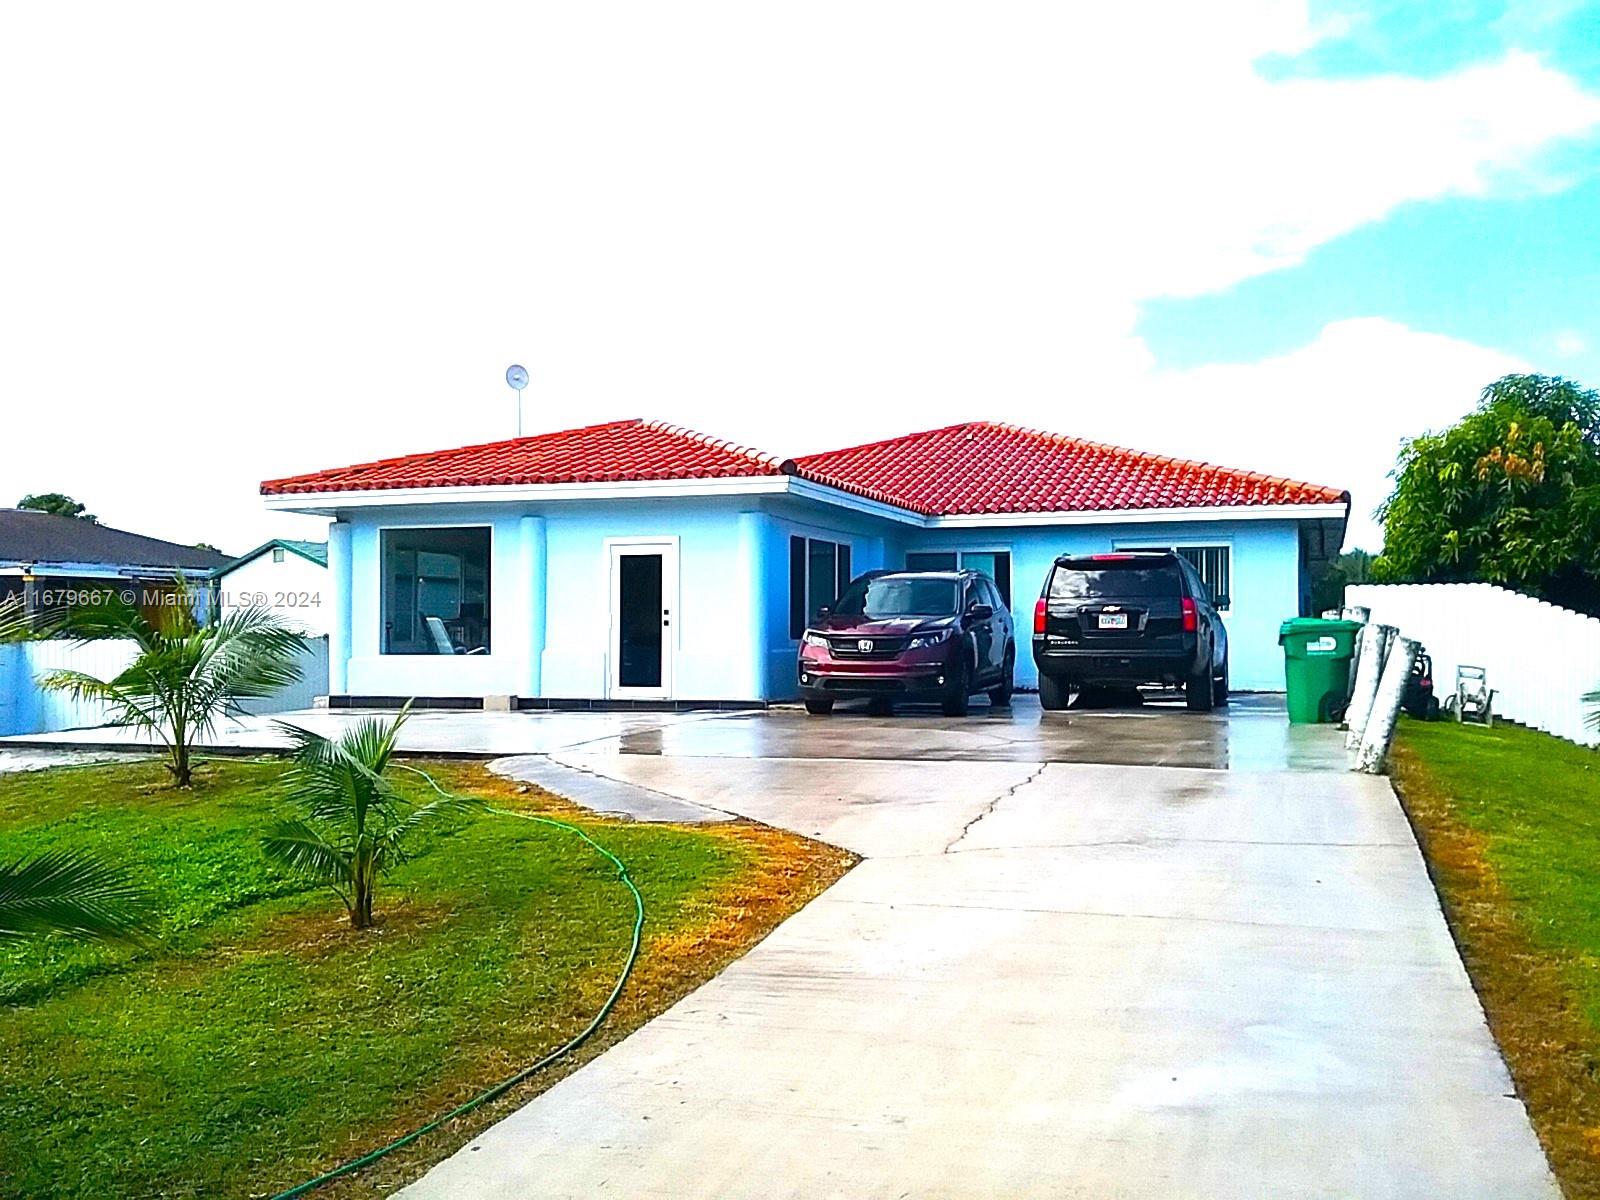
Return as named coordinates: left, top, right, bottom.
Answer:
left=505, top=364, right=529, bottom=436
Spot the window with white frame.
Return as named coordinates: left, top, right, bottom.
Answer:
left=1115, top=543, right=1231, bottom=610
left=789, top=536, right=852, bottom=637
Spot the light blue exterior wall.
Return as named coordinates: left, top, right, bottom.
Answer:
left=329, top=494, right=1310, bottom=702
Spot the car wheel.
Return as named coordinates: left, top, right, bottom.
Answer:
left=1039, top=672, right=1071, bottom=711
left=804, top=698, right=834, bottom=716
left=941, top=655, right=972, bottom=717
left=1186, top=660, right=1215, bottom=712
left=988, top=646, right=1015, bottom=707
left=1212, top=657, right=1229, bottom=707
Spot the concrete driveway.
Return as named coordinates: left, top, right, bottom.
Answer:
left=373, top=698, right=1558, bottom=1199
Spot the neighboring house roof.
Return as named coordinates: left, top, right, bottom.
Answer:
left=793, top=422, right=1350, bottom=516
left=261, top=419, right=787, bottom=495
left=215, top=539, right=328, bottom=576
left=0, top=508, right=231, bottom=572
left=261, top=417, right=1348, bottom=518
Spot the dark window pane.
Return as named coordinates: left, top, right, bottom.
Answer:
left=808, top=539, right=836, bottom=621
left=1177, top=546, right=1231, bottom=609
left=906, top=551, right=958, bottom=571
left=993, top=554, right=1011, bottom=606
left=380, top=527, right=491, bottom=655
left=958, top=551, right=1011, bottom=606
left=617, top=553, right=663, bottom=687
left=789, top=536, right=806, bottom=638
left=836, top=544, right=852, bottom=600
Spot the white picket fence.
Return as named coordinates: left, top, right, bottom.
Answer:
left=1346, top=582, right=1600, bottom=748
left=0, top=637, right=329, bottom=737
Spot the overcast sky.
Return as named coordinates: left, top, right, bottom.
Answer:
left=3, top=2, right=1597, bottom=552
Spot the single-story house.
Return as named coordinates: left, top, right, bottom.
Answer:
left=214, top=539, right=331, bottom=635
left=261, top=419, right=1348, bottom=706
left=0, top=507, right=229, bottom=624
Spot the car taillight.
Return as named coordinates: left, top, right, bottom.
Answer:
left=1033, top=598, right=1047, bottom=634
left=1181, top=596, right=1197, bottom=633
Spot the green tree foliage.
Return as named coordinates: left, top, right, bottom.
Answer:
left=1375, top=374, right=1600, bottom=613
left=1311, top=548, right=1375, bottom=615
left=17, top=493, right=96, bottom=523
left=263, top=707, right=475, bottom=929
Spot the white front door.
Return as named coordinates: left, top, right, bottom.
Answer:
left=606, top=539, right=678, bottom=699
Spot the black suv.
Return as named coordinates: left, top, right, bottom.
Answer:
left=1031, top=551, right=1228, bottom=712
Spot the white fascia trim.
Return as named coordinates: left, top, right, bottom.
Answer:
left=262, top=474, right=795, bottom=514
left=924, top=502, right=1350, bottom=529
left=781, top=477, right=926, bottom=525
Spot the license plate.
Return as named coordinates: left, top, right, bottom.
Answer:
left=1097, top=613, right=1129, bottom=630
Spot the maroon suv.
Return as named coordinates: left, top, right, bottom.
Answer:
left=797, top=570, right=1015, bottom=716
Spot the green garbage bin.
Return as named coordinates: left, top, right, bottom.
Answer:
left=1278, top=617, right=1362, bottom=724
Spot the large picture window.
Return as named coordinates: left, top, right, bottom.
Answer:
left=788, top=536, right=852, bottom=638
left=905, top=549, right=1012, bottom=605
left=381, top=527, right=491, bottom=655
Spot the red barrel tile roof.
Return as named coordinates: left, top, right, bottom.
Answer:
left=792, top=422, right=1348, bottom=515
left=261, top=419, right=787, bottom=495
left=262, top=416, right=1348, bottom=515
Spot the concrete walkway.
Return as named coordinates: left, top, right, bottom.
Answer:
left=398, top=730, right=1557, bottom=1197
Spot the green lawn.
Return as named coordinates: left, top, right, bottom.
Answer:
left=0, top=757, right=850, bottom=1199
left=1393, top=719, right=1600, bottom=1198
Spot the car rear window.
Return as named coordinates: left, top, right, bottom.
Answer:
left=1049, top=562, right=1182, bottom=601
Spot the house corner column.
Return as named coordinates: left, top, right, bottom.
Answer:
left=520, top=515, right=547, bottom=698
left=737, top=511, right=768, bottom=701
left=327, top=521, right=352, bottom=696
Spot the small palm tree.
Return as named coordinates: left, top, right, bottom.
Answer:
left=1587, top=688, right=1600, bottom=735
left=0, top=851, right=149, bottom=942
left=0, top=585, right=304, bottom=787
left=263, top=707, right=473, bottom=929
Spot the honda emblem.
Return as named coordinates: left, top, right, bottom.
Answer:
left=858, top=639, right=874, bottom=653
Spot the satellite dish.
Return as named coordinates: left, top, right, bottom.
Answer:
left=505, top=364, right=529, bottom=391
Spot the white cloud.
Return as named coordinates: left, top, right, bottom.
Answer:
left=1138, top=319, right=1528, bottom=549
left=0, top=2, right=1592, bottom=551
left=1556, top=330, right=1588, bottom=356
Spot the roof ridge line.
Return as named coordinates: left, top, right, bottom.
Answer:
left=637, top=419, right=787, bottom=469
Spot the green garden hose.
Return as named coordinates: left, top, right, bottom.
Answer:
left=268, top=765, right=645, bottom=1199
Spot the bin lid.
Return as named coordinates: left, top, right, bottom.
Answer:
left=1278, top=617, right=1363, bottom=639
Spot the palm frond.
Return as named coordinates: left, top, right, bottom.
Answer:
left=0, top=597, right=45, bottom=643
left=1584, top=689, right=1600, bottom=733
left=49, top=590, right=158, bottom=649
left=262, top=820, right=353, bottom=895
left=0, top=851, right=151, bottom=942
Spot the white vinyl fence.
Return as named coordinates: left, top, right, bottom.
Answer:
left=1346, top=583, right=1600, bottom=748
left=0, top=637, right=329, bottom=737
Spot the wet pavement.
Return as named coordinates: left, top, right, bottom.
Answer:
left=0, top=747, right=144, bottom=774
left=403, top=721, right=1554, bottom=1199
left=0, top=694, right=1350, bottom=773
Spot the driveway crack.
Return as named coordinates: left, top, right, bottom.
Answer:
left=944, top=763, right=1047, bottom=853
